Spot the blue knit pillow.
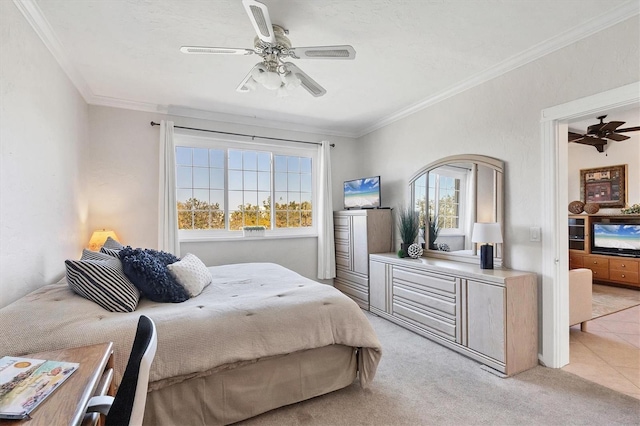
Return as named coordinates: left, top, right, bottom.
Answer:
left=119, top=247, right=189, bottom=303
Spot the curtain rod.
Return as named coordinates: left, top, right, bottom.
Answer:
left=150, top=121, right=334, bottom=147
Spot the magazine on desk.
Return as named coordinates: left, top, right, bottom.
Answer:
left=0, top=356, right=79, bottom=419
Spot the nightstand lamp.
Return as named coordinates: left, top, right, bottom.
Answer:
left=88, top=229, right=120, bottom=251
left=471, top=222, right=503, bottom=269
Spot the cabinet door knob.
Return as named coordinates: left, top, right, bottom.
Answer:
left=593, top=271, right=597, bottom=275
left=621, top=264, right=625, bottom=268
left=621, top=274, right=625, bottom=278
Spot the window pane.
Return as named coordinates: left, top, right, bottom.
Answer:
left=258, top=192, right=271, bottom=211
left=287, top=157, right=300, bottom=173
left=275, top=173, right=287, bottom=191
left=176, top=147, right=192, bottom=165
left=258, top=211, right=271, bottom=229
left=300, top=157, right=311, bottom=173
left=229, top=150, right=242, bottom=170
left=275, top=192, right=287, bottom=209
left=178, top=211, right=193, bottom=229
left=177, top=167, right=192, bottom=188
left=210, top=169, right=224, bottom=190
left=229, top=170, right=243, bottom=190
left=193, top=168, right=209, bottom=188
left=258, top=152, right=270, bottom=171
left=210, top=209, right=225, bottom=229
left=301, top=211, right=312, bottom=227
left=210, top=149, right=224, bottom=169
left=244, top=171, right=257, bottom=191
left=209, top=190, right=224, bottom=209
left=275, top=155, right=287, bottom=172
left=194, top=189, right=208, bottom=203
left=288, top=192, right=300, bottom=210
left=243, top=151, right=257, bottom=171
left=288, top=211, right=301, bottom=227
left=229, top=211, right=243, bottom=230
left=229, top=191, right=243, bottom=211
left=193, top=210, right=209, bottom=229
left=244, top=211, right=257, bottom=226
left=288, top=174, right=300, bottom=191
left=300, top=192, right=312, bottom=210
left=258, top=172, right=270, bottom=191
left=243, top=191, right=258, bottom=211
left=300, top=174, right=312, bottom=192
left=177, top=189, right=192, bottom=204
left=275, top=211, right=287, bottom=228
left=193, top=148, right=208, bottom=167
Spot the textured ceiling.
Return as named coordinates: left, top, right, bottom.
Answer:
left=32, top=0, right=634, bottom=136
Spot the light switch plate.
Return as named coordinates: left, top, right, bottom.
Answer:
left=530, top=227, right=541, bottom=242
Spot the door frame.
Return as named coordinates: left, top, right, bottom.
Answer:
left=539, top=81, right=639, bottom=368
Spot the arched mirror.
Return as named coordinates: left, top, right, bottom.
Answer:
left=409, top=154, right=504, bottom=266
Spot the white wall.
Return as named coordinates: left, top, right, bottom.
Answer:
left=357, top=17, right=639, bottom=273
left=86, top=105, right=359, bottom=281
left=0, top=1, right=89, bottom=307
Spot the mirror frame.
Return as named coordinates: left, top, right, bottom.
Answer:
left=409, top=154, right=504, bottom=266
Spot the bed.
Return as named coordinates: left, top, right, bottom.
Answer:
left=0, top=263, right=382, bottom=425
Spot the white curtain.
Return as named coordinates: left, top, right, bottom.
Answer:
left=317, top=140, right=335, bottom=279
left=158, top=120, right=180, bottom=256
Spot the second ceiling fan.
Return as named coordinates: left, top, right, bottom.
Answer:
left=180, top=0, right=356, bottom=97
left=569, top=115, right=640, bottom=152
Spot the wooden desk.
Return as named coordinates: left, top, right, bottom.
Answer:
left=1, top=343, right=114, bottom=426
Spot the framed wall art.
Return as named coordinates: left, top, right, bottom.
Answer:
left=580, top=164, right=627, bottom=208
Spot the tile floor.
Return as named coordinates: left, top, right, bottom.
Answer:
left=564, top=305, right=640, bottom=400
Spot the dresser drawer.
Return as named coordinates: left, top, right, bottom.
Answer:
left=609, top=258, right=639, bottom=273
left=335, top=241, right=350, bottom=255
left=334, top=228, right=350, bottom=243
left=334, top=278, right=368, bottom=309
left=392, top=267, right=457, bottom=296
left=608, top=269, right=639, bottom=285
left=569, top=252, right=584, bottom=268
left=393, top=284, right=457, bottom=318
left=589, top=266, right=609, bottom=280
left=334, top=216, right=350, bottom=228
left=336, top=268, right=368, bottom=289
left=336, top=254, right=350, bottom=268
left=392, top=300, right=457, bottom=341
left=584, top=256, right=609, bottom=268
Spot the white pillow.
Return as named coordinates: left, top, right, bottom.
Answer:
left=167, top=253, right=212, bottom=297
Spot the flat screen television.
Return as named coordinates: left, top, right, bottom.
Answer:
left=591, top=223, right=640, bottom=258
left=344, top=176, right=381, bottom=209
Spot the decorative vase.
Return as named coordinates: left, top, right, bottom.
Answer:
left=583, top=203, right=600, bottom=214
left=400, top=243, right=411, bottom=253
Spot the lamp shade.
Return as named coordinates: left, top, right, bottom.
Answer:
left=88, top=229, right=119, bottom=251
left=471, top=222, right=503, bottom=244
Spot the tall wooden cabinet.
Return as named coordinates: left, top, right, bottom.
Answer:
left=333, top=210, right=392, bottom=310
left=369, top=254, right=538, bottom=376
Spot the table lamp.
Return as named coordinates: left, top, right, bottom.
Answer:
left=471, top=222, right=503, bottom=269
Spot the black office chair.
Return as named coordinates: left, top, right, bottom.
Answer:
left=87, top=315, right=158, bottom=426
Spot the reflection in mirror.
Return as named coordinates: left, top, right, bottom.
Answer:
left=410, top=155, right=503, bottom=266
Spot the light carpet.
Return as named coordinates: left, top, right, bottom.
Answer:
left=237, top=312, right=639, bottom=425
left=591, top=284, right=640, bottom=319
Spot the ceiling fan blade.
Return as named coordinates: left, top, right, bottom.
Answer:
left=242, top=0, right=275, bottom=44
left=579, top=135, right=607, bottom=146
left=288, top=45, right=356, bottom=60
left=568, top=131, right=584, bottom=141
left=284, top=62, right=326, bottom=97
left=180, top=46, right=255, bottom=55
left=616, top=126, right=640, bottom=133
left=236, top=64, right=261, bottom=92
left=605, top=133, right=630, bottom=142
left=599, top=121, right=625, bottom=132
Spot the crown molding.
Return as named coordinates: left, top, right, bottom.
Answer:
left=90, top=95, right=356, bottom=138
left=355, top=0, right=640, bottom=138
left=13, top=0, right=94, bottom=102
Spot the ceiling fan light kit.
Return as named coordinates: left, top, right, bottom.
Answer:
left=180, top=0, right=356, bottom=97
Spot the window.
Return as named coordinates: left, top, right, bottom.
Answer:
left=427, top=167, right=467, bottom=235
left=175, top=134, right=317, bottom=239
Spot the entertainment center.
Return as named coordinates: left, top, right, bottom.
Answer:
left=568, top=214, right=640, bottom=289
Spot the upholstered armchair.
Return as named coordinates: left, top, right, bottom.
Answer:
left=569, top=268, right=593, bottom=331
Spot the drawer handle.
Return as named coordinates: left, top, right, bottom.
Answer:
left=593, top=271, right=597, bottom=275
left=621, top=264, right=625, bottom=268
left=621, top=274, right=625, bottom=278
left=593, top=261, right=598, bottom=264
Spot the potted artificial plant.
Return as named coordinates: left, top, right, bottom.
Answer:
left=397, top=206, right=420, bottom=258
left=428, top=215, right=440, bottom=250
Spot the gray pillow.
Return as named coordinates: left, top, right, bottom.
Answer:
left=167, top=253, right=212, bottom=297
left=65, top=258, right=140, bottom=312
left=103, top=236, right=124, bottom=250
left=81, top=249, right=113, bottom=261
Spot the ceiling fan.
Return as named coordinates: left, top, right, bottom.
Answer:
left=180, top=0, right=356, bottom=97
left=568, top=115, right=640, bottom=152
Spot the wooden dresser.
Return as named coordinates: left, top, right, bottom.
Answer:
left=369, top=254, right=538, bottom=376
left=333, top=209, right=392, bottom=310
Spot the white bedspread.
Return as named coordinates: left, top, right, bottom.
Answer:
left=0, top=263, right=381, bottom=389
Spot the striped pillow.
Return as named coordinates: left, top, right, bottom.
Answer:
left=100, top=247, right=121, bottom=258
left=65, top=259, right=140, bottom=312
left=81, top=249, right=113, bottom=261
